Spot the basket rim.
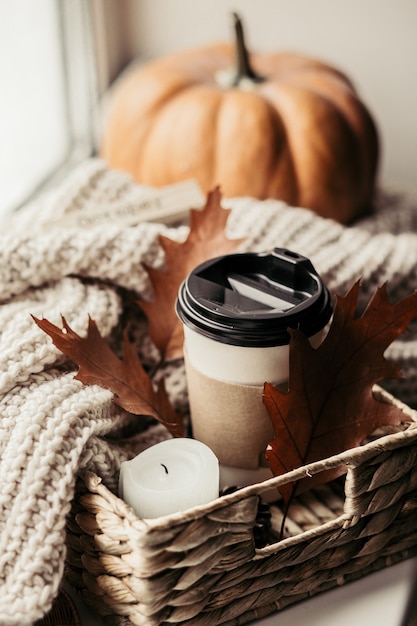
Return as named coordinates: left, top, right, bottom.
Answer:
left=77, top=385, right=417, bottom=532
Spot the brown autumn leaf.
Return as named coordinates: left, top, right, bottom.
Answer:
left=264, top=280, right=417, bottom=505
left=32, top=315, right=184, bottom=437
left=139, top=187, right=245, bottom=360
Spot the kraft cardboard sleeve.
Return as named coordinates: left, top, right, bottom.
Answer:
left=185, top=353, right=275, bottom=470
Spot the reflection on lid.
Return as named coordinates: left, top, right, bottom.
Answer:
left=227, top=274, right=305, bottom=312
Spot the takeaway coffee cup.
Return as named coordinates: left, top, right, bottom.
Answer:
left=176, top=247, right=332, bottom=489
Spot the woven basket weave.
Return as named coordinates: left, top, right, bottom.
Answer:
left=66, top=386, right=417, bottom=626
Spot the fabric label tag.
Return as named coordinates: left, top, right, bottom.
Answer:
left=49, top=179, right=206, bottom=228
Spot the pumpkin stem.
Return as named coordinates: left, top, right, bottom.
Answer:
left=231, top=12, right=265, bottom=86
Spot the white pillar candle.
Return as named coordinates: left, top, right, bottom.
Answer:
left=119, top=438, right=219, bottom=519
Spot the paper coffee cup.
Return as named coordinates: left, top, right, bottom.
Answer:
left=176, top=247, right=332, bottom=491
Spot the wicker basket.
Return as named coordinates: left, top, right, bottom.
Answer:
left=66, top=386, right=417, bottom=626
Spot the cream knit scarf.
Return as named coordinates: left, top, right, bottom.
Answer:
left=1, top=159, right=417, bottom=625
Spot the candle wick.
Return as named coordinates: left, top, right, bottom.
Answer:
left=161, top=463, right=169, bottom=475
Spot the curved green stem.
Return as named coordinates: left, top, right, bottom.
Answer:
left=231, top=12, right=265, bottom=86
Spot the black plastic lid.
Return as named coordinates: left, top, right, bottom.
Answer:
left=176, top=247, right=332, bottom=347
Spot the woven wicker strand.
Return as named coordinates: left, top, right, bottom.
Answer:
left=66, top=386, right=417, bottom=625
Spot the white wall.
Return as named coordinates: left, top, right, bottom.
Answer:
left=119, top=0, right=417, bottom=191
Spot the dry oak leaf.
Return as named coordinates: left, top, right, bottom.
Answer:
left=139, top=186, right=245, bottom=360
left=32, top=315, right=184, bottom=437
left=264, top=280, right=417, bottom=505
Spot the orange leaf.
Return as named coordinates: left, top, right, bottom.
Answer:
left=139, top=187, right=245, bottom=360
left=264, top=281, right=417, bottom=505
left=32, top=315, right=184, bottom=437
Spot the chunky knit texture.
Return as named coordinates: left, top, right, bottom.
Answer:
left=1, top=158, right=417, bottom=624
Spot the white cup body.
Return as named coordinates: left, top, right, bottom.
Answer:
left=184, top=323, right=329, bottom=386
left=183, top=326, right=289, bottom=386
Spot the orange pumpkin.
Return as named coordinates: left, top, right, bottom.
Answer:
left=101, top=14, right=379, bottom=224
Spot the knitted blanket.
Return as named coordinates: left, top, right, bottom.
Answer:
left=1, top=158, right=417, bottom=625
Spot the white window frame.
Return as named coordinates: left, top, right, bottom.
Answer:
left=0, top=0, right=102, bottom=217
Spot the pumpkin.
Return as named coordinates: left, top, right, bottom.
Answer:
left=101, top=13, right=379, bottom=224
